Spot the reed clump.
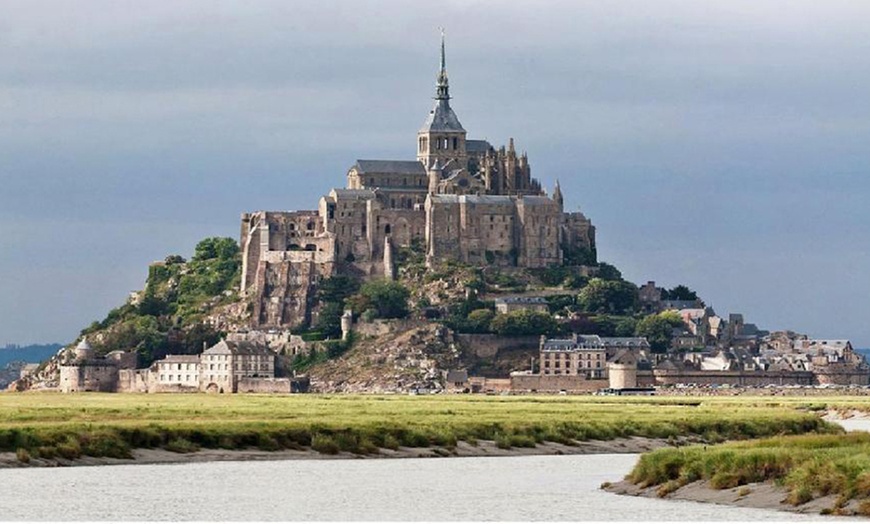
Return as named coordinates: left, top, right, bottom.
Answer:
left=628, top=432, right=870, bottom=514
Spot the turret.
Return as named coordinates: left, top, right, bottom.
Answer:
left=384, top=234, right=395, bottom=280
left=553, top=180, right=564, bottom=210
left=428, top=158, right=442, bottom=194
left=73, top=337, right=94, bottom=361
left=341, top=309, right=353, bottom=341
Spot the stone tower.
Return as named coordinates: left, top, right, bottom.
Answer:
left=417, top=30, right=467, bottom=171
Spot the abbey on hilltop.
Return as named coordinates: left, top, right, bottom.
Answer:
left=240, top=35, right=596, bottom=328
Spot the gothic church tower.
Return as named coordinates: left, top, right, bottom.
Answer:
left=417, top=31, right=467, bottom=171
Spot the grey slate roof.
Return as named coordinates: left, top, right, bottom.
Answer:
left=330, top=188, right=376, bottom=199
left=519, top=196, right=553, bottom=206
left=466, top=139, right=492, bottom=153
left=429, top=194, right=516, bottom=205
left=600, top=337, right=651, bottom=348
left=204, top=340, right=273, bottom=356
left=542, top=335, right=606, bottom=351
left=495, top=296, right=548, bottom=304
left=353, top=160, right=426, bottom=175
left=542, top=335, right=651, bottom=352
left=420, top=99, right=465, bottom=133
left=159, top=354, right=201, bottom=363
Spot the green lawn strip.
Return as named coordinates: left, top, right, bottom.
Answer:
left=0, top=393, right=838, bottom=461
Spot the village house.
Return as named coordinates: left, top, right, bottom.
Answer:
left=153, top=354, right=200, bottom=392
left=200, top=339, right=275, bottom=393
left=539, top=335, right=607, bottom=379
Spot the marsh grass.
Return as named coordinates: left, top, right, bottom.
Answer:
left=628, top=432, right=870, bottom=514
left=0, top=393, right=842, bottom=461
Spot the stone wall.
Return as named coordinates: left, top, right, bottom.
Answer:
left=237, top=377, right=292, bottom=393
left=455, top=334, right=540, bottom=359
left=510, top=374, right=608, bottom=393
left=117, top=369, right=150, bottom=393
left=652, top=369, right=815, bottom=387
left=815, top=366, right=870, bottom=386
left=468, top=376, right=511, bottom=393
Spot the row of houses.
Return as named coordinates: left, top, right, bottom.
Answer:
left=59, top=337, right=308, bottom=393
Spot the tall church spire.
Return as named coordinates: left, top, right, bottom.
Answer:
left=418, top=29, right=466, bottom=169
left=436, top=28, right=450, bottom=101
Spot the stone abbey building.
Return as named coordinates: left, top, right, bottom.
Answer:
left=240, top=37, right=596, bottom=328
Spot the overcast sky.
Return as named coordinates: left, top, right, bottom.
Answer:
left=1, top=0, right=868, bottom=347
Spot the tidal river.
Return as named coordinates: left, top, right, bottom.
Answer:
left=0, top=453, right=848, bottom=521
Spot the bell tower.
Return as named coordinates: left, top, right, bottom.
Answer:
left=417, top=30, right=467, bottom=171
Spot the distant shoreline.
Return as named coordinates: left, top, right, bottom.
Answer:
left=0, top=436, right=674, bottom=469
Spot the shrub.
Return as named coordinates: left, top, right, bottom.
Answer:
left=311, top=434, right=340, bottom=455
left=16, top=448, right=30, bottom=463
left=164, top=438, right=201, bottom=454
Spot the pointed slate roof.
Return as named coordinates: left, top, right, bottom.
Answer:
left=420, top=99, right=465, bottom=133
left=420, top=31, right=465, bottom=133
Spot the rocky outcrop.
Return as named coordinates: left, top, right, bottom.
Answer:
left=310, top=320, right=465, bottom=393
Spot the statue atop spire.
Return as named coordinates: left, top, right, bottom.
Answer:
left=440, top=27, right=446, bottom=71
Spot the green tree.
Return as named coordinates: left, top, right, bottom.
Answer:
left=635, top=311, right=685, bottom=353
left=193, top=237, right=239, bottom=262
left=465, top=309, right=495, bottom=333
left=356, top=280, right=410, bottom=319
left=577, top=278, right=638, bottom=315
left=490, top=310, right=558, bottom=337
left=316, top=275, right=360, bottom=304
left=615, top=316, right=638, bottom=337
left=546, top=294, right=576, bottom=314
left=595, top=262, right=622, bottom=281
left=314, top=302, right=346, bottom=339
left=562, top=244, right=597, bottom=266
left=662, top=285, right=700, bottom=302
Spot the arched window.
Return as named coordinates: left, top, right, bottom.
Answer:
left=453, top=137, right=458, bottom=149
left=306, top=222, right=314, bottom=231
left=385, top=224, right=391, bottom=235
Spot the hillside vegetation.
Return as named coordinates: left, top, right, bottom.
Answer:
left=77, top=237, right=244, bottom=366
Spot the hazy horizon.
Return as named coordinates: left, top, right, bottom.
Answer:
left=1, top=1, right=868, bottom=347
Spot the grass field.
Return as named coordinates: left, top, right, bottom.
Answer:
left=0, top=393, right=845, bottom=461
